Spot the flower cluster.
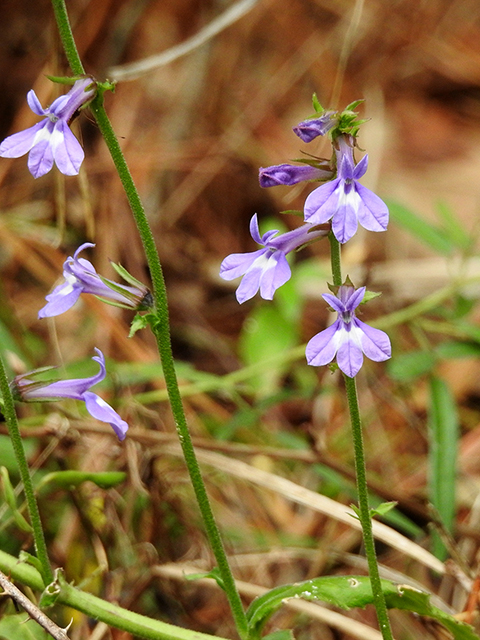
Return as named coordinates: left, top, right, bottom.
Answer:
left=219, top=98, right=391, bottom=377
left=0, top=80, right=147, bottom=440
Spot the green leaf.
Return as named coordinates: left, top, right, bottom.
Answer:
left=370, top=501, right=397, bottom=517
left=246, top=576, right=478, bottom=640
left=312, top=93, right=324, bottom=113
left=436, top=341, right=480, bottom=359
left=435, top=201, right=472, bottom=251
left=385, top=584, right=477, bottom=640
left=37, top=471, right=126, bottom=493
left=129, top=313, right=149, bottom=337
left=344, top=99, right=364, bottom=111
left=239, top=305, right=298, bottom=395
left=1, top=467, right=18, bottom=512
left=45, top=74, right=82, bottom=85
left=361, top=289, right=382, bottom=304
left=263, top=631, right=294, bottom=640
left=0, top=613, right=48, bottom=640
left=18, top=551, right=44, bottom=576
left=387, top=350, right=437, bottom=382
left=428, top=377, right=459, bottom=559
left=0, top=467, right=32, bottom=533
left=185, top=567, right=225, bottom=591
left=387, top=201, right=454, bottom=255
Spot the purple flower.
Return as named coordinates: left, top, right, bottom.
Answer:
left=12, top=348, right=128, bottom=440
left=304, top=135, right=389, bottom=244
left=38, top=243, right=152, bottom=318
left=0, top=78, right=95, bottom=178
left=259, top=163, right=333, bottom=187
left=306, top=285, right=391, bottom=378
left=293, top=112, right=337, bottom=143
left=220, top=214, right=327, bottom=303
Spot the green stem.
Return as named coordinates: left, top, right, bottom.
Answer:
left=51, top=0, right=84, bottom=75
left=0, top=357, right=53, bottom=586
left=329, top=232, right=342, bottom=287
left=344, top=377, right=394, bottom=640
left=0, top=549, right=227, bottom=640
left=50, top=2, right=248, bottom=636
left=328, top=234, right=393, bottom=639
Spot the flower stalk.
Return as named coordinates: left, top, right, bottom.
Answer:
left=50, top=1, right=248, bottom=636
left=329, top=233, right=393, bottom=640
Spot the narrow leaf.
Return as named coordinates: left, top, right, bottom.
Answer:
left=428, top=377, right=459, bottom=559
left=246, top=576, right=477, bottom=640
left=37, top=471, right=126, bottom=493
left=387, top=201, right=454, bottom=255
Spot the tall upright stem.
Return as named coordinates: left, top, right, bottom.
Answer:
left=50, top=1, right=248, bottom=636
left=344, top=376, right=394, bottom=640
left=0, top=357, right=53, bottom=585
left=329, top=234, right=393, bottom=640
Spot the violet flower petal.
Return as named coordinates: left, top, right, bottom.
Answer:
left=52, top=120, right=85, bottom=176
left=83, top=391, right=128, bottom=441
left=0, top=122, right=45, bottom=158
left=38, top=281, right=82, bottom=318
left=304, top=180, right=340, bottom=224
left=305, top=321, right=341, bottom=366
left=336, top=335, right=364, bottom=378
left=356, top=319, right=392, bottom=361
left=28, top=136, right=54, bottom=178
left=258, top=252, right=291, bottom=300
left=355, top=183, right=389, bottom=232
left=235, top=257, right=266, bottom=303
left=219, top=249, right=267, bottom=281
left=259, top=163, right=327, bottom=187
left=26, top=90, right=47, bottom=116
left=331, top=186, right=359, bottom=243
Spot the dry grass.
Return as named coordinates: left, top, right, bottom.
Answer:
left=2, top=0, right=480, bottom=638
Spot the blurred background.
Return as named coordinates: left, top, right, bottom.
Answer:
left=1, top=0, right=480, bottom=638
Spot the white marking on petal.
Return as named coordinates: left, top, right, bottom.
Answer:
left=50, top=126, right=66, bottom=151
left=337, top=183, right=362, bottom=214
left=93, top=396, right=110, bottom=409
left=32, top=125, right=52, bottom=147
left=246, top=252, right=274, bottom=275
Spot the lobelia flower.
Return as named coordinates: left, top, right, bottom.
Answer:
left=293, top=112, right=338, bottom=142
left=259, top=163, right=333, bottom=187
left=220, top=214, right=328, bottom=303
left=38, top=243, right=152, bottom=318
left=0, top=78, right=95, bottom=178
left=304, top=135, right=389, bottom=244
left=11, top=348, right=128, bottom=440
left=306, top=284, right=391, bottom=378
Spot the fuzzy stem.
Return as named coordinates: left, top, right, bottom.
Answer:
left=50, top=1, right=248, bottom=636
left=328, top=231, right=342, bottom=286
left=344, top=377, right=394, bottom=640
left=0, top=356, right=53, bottom=586
left=329, top=233, right=393, bottom=639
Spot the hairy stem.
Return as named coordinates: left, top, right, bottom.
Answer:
left=0, top=356, right=53, bottom=585
left=329, top=234, right=393, bottom=640
left=50, top=1, right=248, bottom=636
left=344, top=377, right=394, bottom=640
